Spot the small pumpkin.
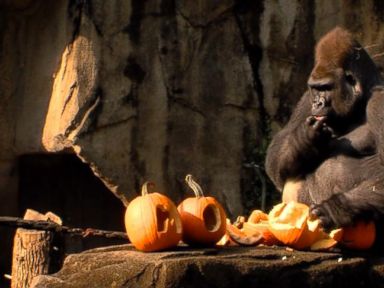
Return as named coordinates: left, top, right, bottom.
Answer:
left=268, top=202, right=323, bottom=250
left=341, top=221, right=375, bottom=250
left=178, top=174, right=227, bottom=246
left=125, top=182, right=182, bottom=252
left=311, top=221, right=375, bottom=251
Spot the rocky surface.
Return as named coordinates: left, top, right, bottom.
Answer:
left=31, top=244, right=384, bottom=288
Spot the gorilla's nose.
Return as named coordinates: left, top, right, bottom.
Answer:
left=312, top=94, right=327, bottom=114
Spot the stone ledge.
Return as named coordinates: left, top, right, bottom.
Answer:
left=31, top=244, right=384, bottom=288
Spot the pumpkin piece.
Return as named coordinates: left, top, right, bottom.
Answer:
left=292, top=217, right=324, bottom=250
left=310, top=238, right=338, bottom=251
left=178, top=175, right=227, bottom=246
left=310, top=228, right=343, bottom=251
left=216, top=233, right=236, bottom=246
left=248, top=210, right=268, bottom=224
left=226, top=222, right=263, bottom=246
left=268, top=202, right=323, bottom=250
left=242, top=221, right=279, bottom=246
left=125, top=182, right=182, bottom=252
left=233, top=216, right=246, bottom=228
left=244, top=209, right=278, bottom=245
left=217, top=219, right=239, bottom=246
left=341, top=221, right=375, bottom=250
left=330, top=228, right=343, bottom=242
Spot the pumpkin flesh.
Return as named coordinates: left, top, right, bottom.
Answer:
left=242, top=221, right=279, bottom=246
left=243, top=210, right=279, bottom=245
left=248, top=210, right=269, bottom=224
left=268, top=202, right=322, bottom=249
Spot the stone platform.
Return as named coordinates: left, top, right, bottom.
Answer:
left=31, top=244, right=384, bottom=288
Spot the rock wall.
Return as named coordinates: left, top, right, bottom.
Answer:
left=2, top=0, right=384, bottom=220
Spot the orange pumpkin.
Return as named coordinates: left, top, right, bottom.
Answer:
left=178, top=174, right=227, bottom=246
left=125, top=182, right=182, bottom=252
left=268, top=202, right=323, bottom=250
left=340, top=221, right=375, bottom=250
left=311, top=221, right=376, bottom=251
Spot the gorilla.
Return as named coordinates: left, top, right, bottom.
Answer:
left=265, top=27, right=384, bottom=231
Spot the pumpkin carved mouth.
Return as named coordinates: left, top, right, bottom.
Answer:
left=156, top=205, right=183, bottom=234
left=203, top=204, right=221, bottom=232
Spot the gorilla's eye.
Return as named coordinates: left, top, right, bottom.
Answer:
left=308, top=78, right=334, bottom=91
left=345, top=72, right=356, bottom=86
left=314, top=84, right=333, bottom=91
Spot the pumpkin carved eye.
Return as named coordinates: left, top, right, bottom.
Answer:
left=203, top=204, right=221, bottom=232
left=156, top=205, right=169, bottom=233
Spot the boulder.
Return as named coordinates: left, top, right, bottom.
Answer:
left=31, top=245, right=384, bottom=288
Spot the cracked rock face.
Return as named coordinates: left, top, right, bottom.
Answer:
left=37, top=0, right=263, bottom=214
left=3, top=0, right=384, bottom=217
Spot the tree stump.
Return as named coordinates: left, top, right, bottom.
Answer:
left=11, top=209, right=62, bottom=288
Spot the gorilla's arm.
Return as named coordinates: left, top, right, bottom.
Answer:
left=265, top=92, right=332, bottom=190
left=311, top=177, right=384, bottom=230
left=367, top=86, right=384, bottom=163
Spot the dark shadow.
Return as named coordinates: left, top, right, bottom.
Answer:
left=1, top=153, right=127, bottom=287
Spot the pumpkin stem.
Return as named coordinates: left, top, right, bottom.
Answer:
left=185, top=174, right=204, bottom=198
left=141, top=182, right=155, bottom=196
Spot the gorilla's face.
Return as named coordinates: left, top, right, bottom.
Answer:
left=307, top=63, right=363, bottom=130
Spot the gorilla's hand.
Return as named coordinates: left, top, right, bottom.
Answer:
left=305, top=116, right=334, bottom=142
left=310, top=194, right=353, bottom=231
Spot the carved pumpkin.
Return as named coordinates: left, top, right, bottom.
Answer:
left=125, top=182, right=182, bottom=252
left=268, top=202, right=323, bottom=250
left=341, top=221, right=375, bottom=250
left=178, top=174, right=227, bottom=246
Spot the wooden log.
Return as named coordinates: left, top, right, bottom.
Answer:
left=11, top=209, right=62, bottom=288
left=0, top=216, right=128, bottom=239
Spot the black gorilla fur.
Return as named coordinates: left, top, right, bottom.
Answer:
left=265, top=27, right=384, bottom=232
